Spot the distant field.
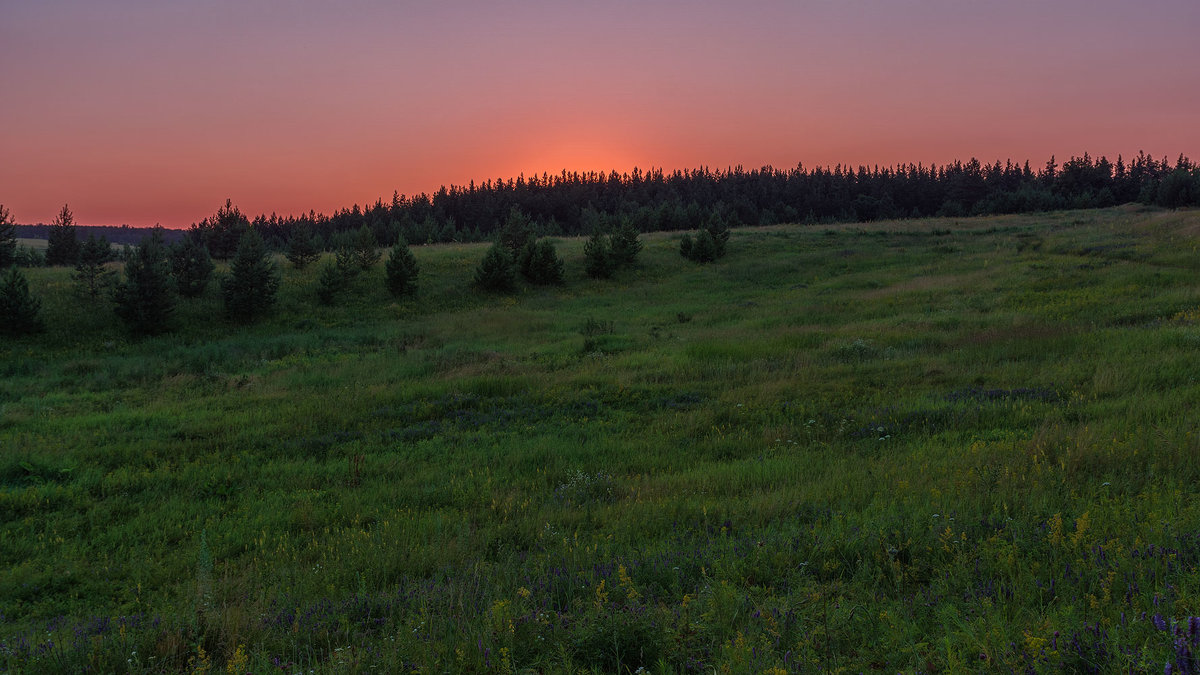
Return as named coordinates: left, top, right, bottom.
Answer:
left=2, top=206, right=1200, bottom=673
left=15, top=237, right=46, bottom=250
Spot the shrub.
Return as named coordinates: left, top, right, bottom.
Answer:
left=384, top=240, right=419, bottom=296
left=0, top=266, right=44, bottom=335
left=474, top=243, right=516, bottom=292
left=112, top=230, right=176, bottom=335
left=221, top=229, right=280, bottom=322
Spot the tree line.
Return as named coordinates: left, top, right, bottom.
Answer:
left=6, top=153, right=1199, bottom=261
left=4, top=151, right=1198, bottom=336
left=190, top=151, right=1200, bottom=252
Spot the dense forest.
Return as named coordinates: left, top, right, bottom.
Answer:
left=15, top=152, right=1200, bottom=254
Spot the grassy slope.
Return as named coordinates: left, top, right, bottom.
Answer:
left=2, top=206, right=1200, bottom=673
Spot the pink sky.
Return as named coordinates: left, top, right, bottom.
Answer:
left=2, top=1, right=1198, bottom=227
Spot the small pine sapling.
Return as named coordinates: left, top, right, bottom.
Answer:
left=474, top=243, right=516, bottom=292
left=222, top=229, right=280, bottom=322
left=112, top=230, right=176, bottom=335
left=0, top=266, right=44, bottom=335
left=584, top=231, right=613, bottom=279
left=384, top=239, right=419, bottom=296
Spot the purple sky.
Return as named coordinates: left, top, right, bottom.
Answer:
left=3, top=0, right=1198, bottom=226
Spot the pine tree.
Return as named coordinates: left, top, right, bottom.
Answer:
left=0, top=267, right=44, bottom=335
left=692, top=229, right=719, bottom=262
left=284, top=223, right=321, bottom=269
left=45, top=204, right=80, bottom=266
left=680, top=210, right=729, bottom=263
left=222, top=229, right=280, bottom=322
left=112, top=229, right=176, bottom=335
left=334, top=247, right=359, bottom=280
left=498, top=206, right=534, bottom=256
left=169, top=237, right=215, bottom=298
left=703, top=209, right=730, bottom=258
left=519, top=240, right=564, bottom=285
left=0, top=205, right=16, bottom=269
left=384, top=239, right=419, bottom=296
left=474, top=243, right=516, bottom=292
left=191, top=199, right=249, bottom=259
left=315, top=260, right=345, bottom=305
left=609, top=219, right=642, bottom=268
left=583, top=231, right=613, bottom=279
left=72, top=234, right=115, bottom=299
left=352, top=225, right=381, bottom=270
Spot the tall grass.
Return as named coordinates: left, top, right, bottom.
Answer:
left=2, top=207, right=1200, bottom=672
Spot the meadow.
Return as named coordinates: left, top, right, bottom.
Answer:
left=2, top=205, right=1200, bottom=673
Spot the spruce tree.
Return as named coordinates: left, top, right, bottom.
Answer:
left=285, top=223, right=321, bottom=269
left=222, top=229, right=280, bottom=322
left=583, top=231, right=613, bottom=279
left=112, top=230, right=176, bottom=335
left=0, top=205, right=15, bottom=269
left=169, top=237, right=215, bottom=298
left=45, top=204, right=80, bottom=266
left=73, top=234, right=115, bottom=299
left=384, top=239, right=419, bottom=296
left=474, top=243, right=516, bottom=292
left=0, top=267, right=44, bottom=335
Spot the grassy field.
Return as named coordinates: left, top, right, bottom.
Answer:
left=15, top=238, right=47, bottom=251
left=3, top=206, right=1200, bottom=673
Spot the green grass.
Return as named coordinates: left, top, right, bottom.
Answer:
left=3, top=206, right=1200, bottom=673
left=14, top=238, right=47, bottom=251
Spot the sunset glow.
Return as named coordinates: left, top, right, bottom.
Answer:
left=2, top=0, right=1198, bottom=227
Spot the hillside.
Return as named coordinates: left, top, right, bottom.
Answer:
left=2, top=206, right=1200, bottom=672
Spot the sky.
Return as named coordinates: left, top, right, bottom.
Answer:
left=2, top=0, right=1199, bottom=227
